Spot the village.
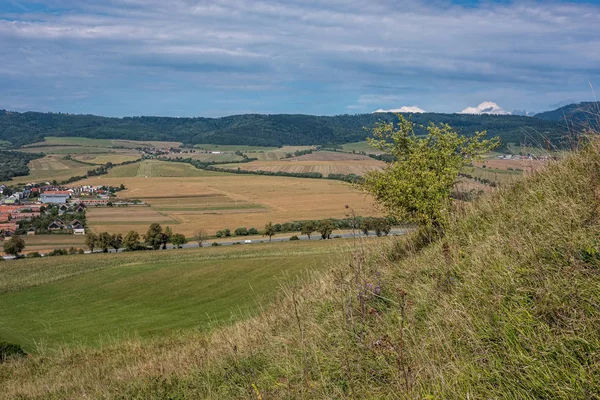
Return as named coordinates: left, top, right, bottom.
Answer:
left=0, top=183, right=125, bottom=240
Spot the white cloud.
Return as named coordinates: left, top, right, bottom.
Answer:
left=373, top=106, right=426, bottom=113
left=458, top=101, right=510, bottom=115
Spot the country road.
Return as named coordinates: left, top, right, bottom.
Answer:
left=1, top=229, right=409, bottom=259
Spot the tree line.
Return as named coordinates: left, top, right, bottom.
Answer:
left=0, top=109, right=569, bottom=149
left=0, top=151, right=44, bottom=182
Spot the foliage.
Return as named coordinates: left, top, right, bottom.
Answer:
left=0, top=151, right=43, bottom=181
left=145, top=223, right=164, bottom=250
left=110, top=234, right=123, bottom=251
left=0, top=109, right=568, bottom=149
left=263, top=222, right=276, bottom=242
left=317, top=219, right=335, bottom=239
left=171, top=233, right=186, bottom=248
left=0, top=342, right=26, bottom=363
left=300, top=221, right=316, bottom=239
left=85, top=233, right=97, bottom=252
left=3, top=235, right=25, bottom=257
left=97, top=232, right=112, bottom=253
left=363, top=115, right=499, bottom=230
left=123, top=231, right=141, bottom=251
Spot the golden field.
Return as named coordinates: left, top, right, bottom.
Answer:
left=80, top=160, right=379, bottom=236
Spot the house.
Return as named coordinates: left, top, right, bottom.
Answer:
left=73, top=228, right=86, bottom=235
left=0, top=223, right=18, bottom=234
left=27, top=227, right=36, bottom=236
left=75, top=204, right=86, bottom=213
left=40, top=192, right=70, bottom=204
left=48, top=219, right=64, bottom=231
left=68, top=220, right=84, bottom=230
left=76, top=198, right=109, bottom=206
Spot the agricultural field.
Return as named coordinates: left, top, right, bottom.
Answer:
left=0, top=239, right=352, bottom=350
left=80, top=160, right=379, bottom=236
left=164, top=152, right=244, bottom=163
left=222, top=151, right=385, bottom=177
left=339, top=141, right=381, bottom=154
left=194, top=144, right=278, bottom=152
left=8, top=235, right=87, bottom=256
left=2, top=154, right=93, bottom=184
left=70, top=153, right=142, bottom=165
left=107, top=159, right=224, bottom=178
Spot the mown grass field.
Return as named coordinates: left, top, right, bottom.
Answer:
left=1, top=154, right=93, bottom=184
left=80, top=160, right=378, bottom=236
left=0, top=239, right=348, bottom=351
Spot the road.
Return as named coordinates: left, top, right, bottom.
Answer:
left=1, top=229, right=409, bottom=259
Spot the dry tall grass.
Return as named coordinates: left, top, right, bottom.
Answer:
left=2, top=140, right=600, bottom=399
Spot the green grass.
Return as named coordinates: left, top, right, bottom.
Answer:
left=107, top=160, right=225, bottom=178
left=0, top=240, right=342, bottom=351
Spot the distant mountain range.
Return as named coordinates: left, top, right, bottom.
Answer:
left=1, top=102, right=597, bottom=150
left=533, top=102, right=600, bottom=128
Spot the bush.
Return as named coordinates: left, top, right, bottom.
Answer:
left=48, top=248, right=68, bottom=257
left=289, top=235, right=300, bottom=241
left=27, top=252, right=42, bottom=258
left=0, top=342, right=26, bottom=363
left=211, top=242, right=221, bottom=247
left=248, top=227, right=259, bottom=235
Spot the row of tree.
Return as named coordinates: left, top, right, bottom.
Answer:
left=84, top=223, right=188, bottom=253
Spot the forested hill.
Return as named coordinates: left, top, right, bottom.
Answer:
left=0, top=109, right=567, bottom=148
left=534, top=101, right=600, bottom=130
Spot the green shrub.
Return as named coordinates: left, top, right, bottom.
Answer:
left=27, top=252, right=42, bottom=258
left=289, top=235, right=300, bottom=241
left=211, top=242, right=220, bottom=247
left=0, top=342, right=26, bottom=363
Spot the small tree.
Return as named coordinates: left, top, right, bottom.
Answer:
left=97, top=232, right=112, bottom=253
left=193, top=229, right=207, bottom=247
left=145, top=223, right=163, bottom=250
left=111, top=233, right=123, bottom=252
left=85, top=233, right=98, bottom=252
left=318, top=220, right=335, bottom=239
left=263, top=222, right=276, bottom=242
left=363, top=115, right=499, bottom=233
left=123, top=230, right=141, bottom=251
left=3, top=235, right=25, bottom=257
left=300, top=221, right=316, bottom=240
left=171, top=233, right=187, bottom=248
left=161, top=226, right=173, bottom=249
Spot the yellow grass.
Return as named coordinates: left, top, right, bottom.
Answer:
left=2, top=155, right=92, bottom=184
left=221, top=159, right=384, bottom=176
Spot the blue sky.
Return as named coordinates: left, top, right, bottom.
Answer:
left=1, top=0, right=599, bottom=117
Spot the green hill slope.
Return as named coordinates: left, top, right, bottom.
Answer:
left=2, top=142, right=600, bottom=399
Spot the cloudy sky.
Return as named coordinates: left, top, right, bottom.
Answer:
left=1, top=0, right=600, bottom=117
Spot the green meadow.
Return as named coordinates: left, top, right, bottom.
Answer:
left=0, top=240, right=345, bottom=351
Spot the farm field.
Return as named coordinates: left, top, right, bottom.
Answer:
left=194, top=144, right=278, bottom=152
left=475, top=158, right=548, bottom=172
left=80, top=160, right=379, bottom=236
left=0, top=235, right=87, bottom=256
left=70, top=153, right=142, bottom=165
left=222, top=151, right=385, bottom=177
left=0, top=239, right=352, bottom=350
left=2, top=154, right=93, bottom=184
left=339, top=141, right=382, bottom=154
left=165, top=152, right=244, bottom=163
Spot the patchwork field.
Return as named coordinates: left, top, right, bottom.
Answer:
left=80, top=160, right=379, bottom=236
left=221, top=151, right=385, bottom=177
left=0, top=239, right=351, bottom=350
left=339, top=141, right=382, bottom=154
left=194, top=144, right=278, bottom=152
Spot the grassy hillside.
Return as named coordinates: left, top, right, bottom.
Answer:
left=0, top=240, right=345, bottom=351
left=2, top=142, right=600, bottom=399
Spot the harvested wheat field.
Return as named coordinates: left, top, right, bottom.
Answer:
left=80, top=160, right=379, bottom=236
left=222, top=151, right=385, bottom=177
